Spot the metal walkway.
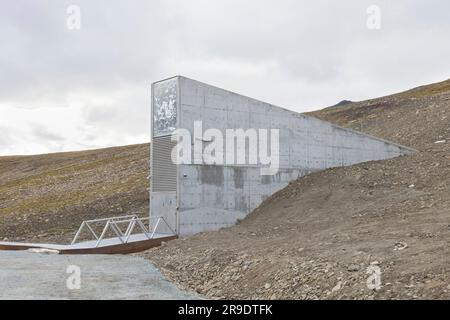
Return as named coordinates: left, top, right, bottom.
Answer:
left=0, top=215, right=177, bottom=255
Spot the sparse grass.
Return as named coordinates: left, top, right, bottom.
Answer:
left=397, top=79, right=450, bottom=99
left=0, top=174, right=147, bottom=216
left=0, top=190, right=90, bottom=216
left=0, top=144, right=150, bottom=225
left=0, top=156, right=129, bottom=191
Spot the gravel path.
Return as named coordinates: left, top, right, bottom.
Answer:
left=0, top=251, right=198, bottom=300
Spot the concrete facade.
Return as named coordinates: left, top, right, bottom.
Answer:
left=151, top=76, right=415, bottom=235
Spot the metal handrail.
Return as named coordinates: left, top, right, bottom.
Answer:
left=71, top=215, right=175, bottom=247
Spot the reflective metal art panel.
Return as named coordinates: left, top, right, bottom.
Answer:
left=153, top=78, right=178, bottom=137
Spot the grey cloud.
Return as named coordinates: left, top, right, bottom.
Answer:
left=30, top=124, right=65, bottom=142
left=0, top=0, right=166, bottom=104
left=0, top=126, right=17, bottom=148
left=0, top=0, right=449, bottom=155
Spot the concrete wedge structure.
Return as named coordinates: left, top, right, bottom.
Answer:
left=150, top=76, right=416, bottom=235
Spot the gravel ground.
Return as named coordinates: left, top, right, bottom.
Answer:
left=0, top=251, right=198, bottom=300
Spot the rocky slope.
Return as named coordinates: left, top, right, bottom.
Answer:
left=0, top=144, right=150, bottom=243
left=142, top=79, right=450, bottom=299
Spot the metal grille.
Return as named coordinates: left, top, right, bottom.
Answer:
left=152, top=135, right=177, bottom=192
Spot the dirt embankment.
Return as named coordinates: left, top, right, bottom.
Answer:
left=142, top=79, right=450, bottom=299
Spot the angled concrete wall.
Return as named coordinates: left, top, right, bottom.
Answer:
left=151, top=76, right=415, bottom=235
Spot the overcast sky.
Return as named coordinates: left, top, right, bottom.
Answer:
left=0, top=0, right=449, bottom=156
